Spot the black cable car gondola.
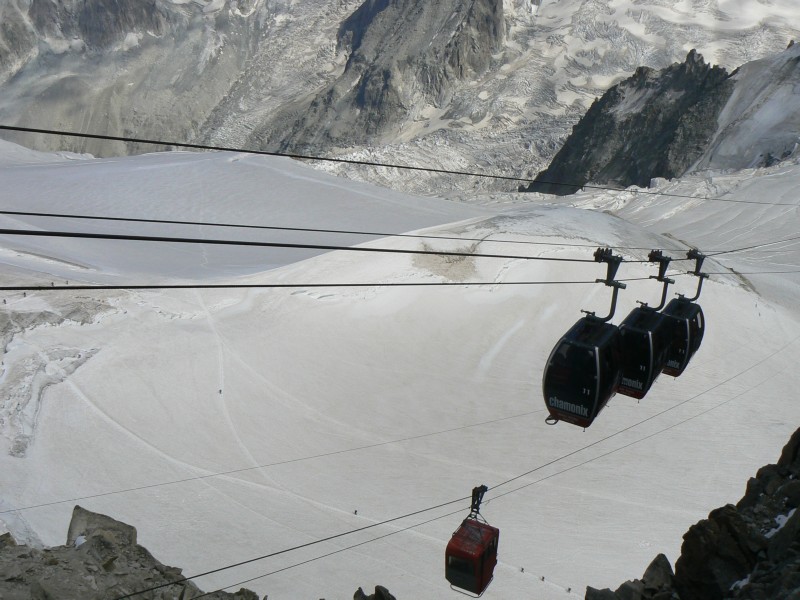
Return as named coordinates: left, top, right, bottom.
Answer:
left=617, top=251, right=674, bottom=399
left=661, top=250, right=707, bottom=377
left=445, top=485, right=499, bottom=596
left=542, top=248, right=625, bottom=428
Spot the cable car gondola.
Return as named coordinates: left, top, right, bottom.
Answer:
left=542, top=248, right=625, bottom=428
left=661, top=250, right=707, bottom=377
left=662, top=297, right=705, bottom=376
left=445, top=485, right=499, bottom=596
left=617, top=251, right=673, bottom=399
left=542, top=317, right=623, bottom=426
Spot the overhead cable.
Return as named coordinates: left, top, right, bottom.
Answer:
left=190, top=507, right=470, bottom=599
left=111, top=495, right=471, bottom=599
left=5, top=208, right=793, bottom=256
left=2, top=410, right=542, bottom=515
left=0, top=227, right=601, bottom=262
left=1, top=124, right=797, bottom=206
left=0, top=207, right=680, bottom=252
left=0, top=276, right=667, bottom=293
left=705, top=234, right=800, bottom=257
left=0, top=124, right=533, bottom=184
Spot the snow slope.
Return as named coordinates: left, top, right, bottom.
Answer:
left=1, top=142, right=799, bottom=599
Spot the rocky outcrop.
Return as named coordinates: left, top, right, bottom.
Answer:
left=354, top=585, right=397, bottom=600
left=265, top=0, right=505, bottom=152
left=585, top=427, right=800, bottom=600
left=524, top=50, right=734, bottom=195
left=0, top=506, right=400, bottom=599
left=0, top=505, right=259, bottom=599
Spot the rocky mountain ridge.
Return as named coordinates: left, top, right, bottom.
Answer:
left=525, top=49, right=735, bottom=194
left=526, top=42, right=800, bottom=195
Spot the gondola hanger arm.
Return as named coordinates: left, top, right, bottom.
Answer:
left=469, top=485, right=488, bottom=519
left=679, top=249, right=708, bottom=302
left=640, top=250, right=674, bottom=311
left=582, top=248, right=626, bottom=322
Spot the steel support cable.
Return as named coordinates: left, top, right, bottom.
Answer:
left=0, top=276, right=670, bottom=292
left=0, top=227, right=603, bottom=263
left=193, top=334, right=800, bottom=598
left=191, top=507, right=470, bottom=600
left=0, top=208, right=661, bottom=252
left=0, top=227, right=704, bottom=268
left=1, top=207, right=796, bottom=257
left=703, top=269, right=800, bottom=275
left=1, top=124, right=798, bottom=206
left=705, top=235, right=800, bottom=257
left=0, top=124, right=533, bottom=185
left=3, top=207, right=770, bottom=257
left=1, top=410, right=543, bottom=515
left=111, top=495, right=472, bottom=600
left=193, top=504, right=581, bottom=599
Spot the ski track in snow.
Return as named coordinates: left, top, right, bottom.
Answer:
left=196, top=291, right=275, bottom=487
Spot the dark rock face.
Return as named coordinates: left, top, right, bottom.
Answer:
left=674, top=505, right=767, bottom=600
left=0, top=506, right=399, bottom=599
left=271, top=0, right=505, bottom=151
left=0, top=506, right=258, bottom=600
left=584, top=426, right=800, bottom=600
left=586, top=554, right=679, bottom=600
left=354, top=584, right=398, bottom=600
left=524, top=50, right=734, bottom=195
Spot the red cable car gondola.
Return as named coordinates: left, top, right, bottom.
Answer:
left=445, top=485, right=499, bottom=596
